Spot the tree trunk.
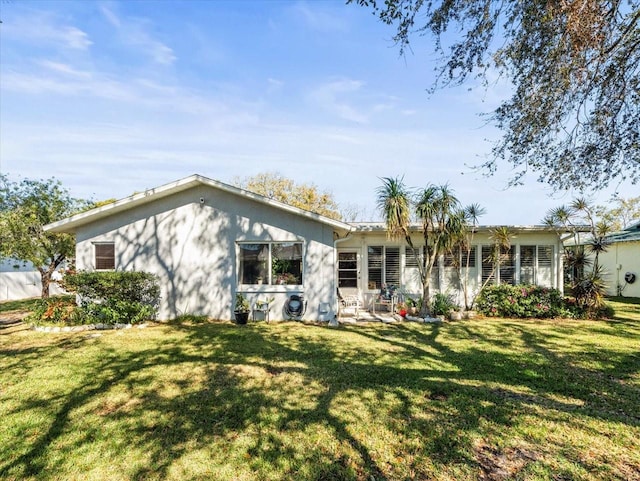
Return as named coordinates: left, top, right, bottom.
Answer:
left=40, top=272, right=51, bottom=299
left=421, top=282, right=431, bottom=317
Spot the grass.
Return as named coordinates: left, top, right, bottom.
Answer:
left=0, top=295, right=74, bottom=315
left=0, top=297, right=43, bottom=314
left=1, top=300, right=639, bottom=480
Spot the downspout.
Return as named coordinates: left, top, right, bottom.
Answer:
left=557, top=232, right=573, bottom=296
left=333, top=230, right=354, bottom=321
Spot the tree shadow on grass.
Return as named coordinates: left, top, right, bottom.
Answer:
left=2, top=321, right=639, bottom=480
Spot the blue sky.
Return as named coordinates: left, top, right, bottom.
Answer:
left=0, top=0, right=635, bottom=224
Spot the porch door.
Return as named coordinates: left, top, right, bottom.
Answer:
left=337, top=250, right=359, bottom=294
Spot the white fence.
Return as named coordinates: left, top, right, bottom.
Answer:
left=0, top=260, right=66, bottom=301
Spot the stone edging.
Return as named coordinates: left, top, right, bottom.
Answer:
left=32, top=323, right=149, bottom=333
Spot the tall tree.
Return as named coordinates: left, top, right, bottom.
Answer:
left=448, top=203, right=486, bottom=310
left=233, top=172, right=342, bottom=220
left=377, top=177, right=465, bottom=315
left=0, top=175, right=88, bottom=298
left=351, top=0, right=640, bottom=192
left=596, top=195, right=640, bottom=230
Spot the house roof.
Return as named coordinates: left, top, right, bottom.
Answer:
left=44, top=174, right=354, bottom=234
left=604, top=221, right=640, bottom=244
left=350, top=222, right=564, bottom=234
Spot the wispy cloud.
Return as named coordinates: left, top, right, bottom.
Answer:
left=309, top=79, right=369, bottom=123
left=292, top=2, right=348, bottom=33
left=267, top=78, right=284, bottom=94
left=99, top=4, right=176, bottom=65
left=2, top=10, right=92, bottom=50
left=39, top=60, right=92, bottom=78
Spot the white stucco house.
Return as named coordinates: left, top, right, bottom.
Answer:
left=598, top=221, right=640, bottom=298
left=44, top=174, right=567, bottom=321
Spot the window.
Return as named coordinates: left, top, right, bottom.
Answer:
left=520, top=245, right=554, bottom=286
left=238, top=242, right=303, bottom=285
left=239, top=244, right=269, bottom=284
left=482, top=245, right=515, bottom=285
left=520, top=245, right=536, bottom=284
left=443, top=251, right=457, bottom=267
left=367, top=246, right=400, bottom=289
left=463, top=246, right=477, bottom=268
left=385, top=247, right=400, bottom=286
left=338, top=252, right=358, bottom=288
left=272, top=242, right=303, bottom=285
left=444, top=246, right=477, bottom=268
left=367, top=246, right=383, bottom=289
left=95, top=243, right=115, bottom=270
left=537, top=245, right=554, bottom=287
left=499, top=246, right=515, bottom=285
left=405, top=246, right=421, bottom=267
left=481, top=245, right=494, bottom=285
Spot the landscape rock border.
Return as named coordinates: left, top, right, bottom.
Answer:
left=32, top=323, right=149, bottom=333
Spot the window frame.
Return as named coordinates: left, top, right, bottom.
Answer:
left=367, top=245, right=400, bottom=291
left=237, top=241, right=304, bottom=287
left=94, top=242, right=115, bottom=271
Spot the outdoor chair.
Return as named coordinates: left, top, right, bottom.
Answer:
left=372, top=284, right=397, bottom=314
left=253, top=300, right=271, bottom=322
left=337, top=288, right=363, bottom=320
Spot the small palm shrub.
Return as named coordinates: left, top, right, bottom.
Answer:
left=476, top=284, right=569, bottom=319
left=431, top=293, right=459, bottom=316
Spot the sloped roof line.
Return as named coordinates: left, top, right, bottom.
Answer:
left=44, top=174, right=354, bottom=233
left=350, top=222, right=574, bottom=233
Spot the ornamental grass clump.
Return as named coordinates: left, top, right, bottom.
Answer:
left=476, top=284, right=570, bottom=319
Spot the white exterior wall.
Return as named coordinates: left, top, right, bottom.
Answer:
left=0, top=259, right=65, bottom=301
left=75, top=186, right=338, bottom=321
left=598, top=241, right=640, bottom=298
left=337, top=229, right=564, bottom=308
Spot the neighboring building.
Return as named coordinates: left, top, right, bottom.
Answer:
left=0, top=259, right=65, bottom=301
left=44, top=175, right=567, bottom=320
left=598, top=221, right=640, bottom=298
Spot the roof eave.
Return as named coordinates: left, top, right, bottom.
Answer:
left=44, top=174, right=353, bottom=234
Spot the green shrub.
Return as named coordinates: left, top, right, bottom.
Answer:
left=26, top=297, right=83, bottom=326
left=62, top=271, right=160, bottom=324
left=431, top=293, right=459, bottom=316
left=475, top=284, right=571, bottom=319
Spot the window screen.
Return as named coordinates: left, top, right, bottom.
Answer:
left=95, top=243, right=115, bottom=270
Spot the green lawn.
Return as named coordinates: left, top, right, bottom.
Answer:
left=1, top=301, right=639, bottom=480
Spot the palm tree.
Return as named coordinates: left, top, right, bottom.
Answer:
left=544, top=198, right=611, bottom=315
left=377, top=178, right=464, bottom=316
left=376, top=177, right=412, bottom=243
left=414, top=184, right=462, bottom=315
left=459, top=203, right=486, bottom=310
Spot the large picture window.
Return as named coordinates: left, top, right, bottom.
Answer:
left=94, top=243, right=115, bottom=270
left=238, top=242, right=303, bottom=285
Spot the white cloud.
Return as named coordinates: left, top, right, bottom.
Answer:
left=2, top=10, right=92, bottom=50
left=99, top=4, right=176, bottom=65
left=309, top=79, right=369, bottom=123
left=267, top=78, right=284, bottom=93
left=39, top=60, right=92, bottom=78
left=292, top=2, right=348, bottom=33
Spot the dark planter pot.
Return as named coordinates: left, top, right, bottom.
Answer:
left=234, top=311, right=249, bottom=325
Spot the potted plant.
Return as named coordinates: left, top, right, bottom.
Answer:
left=234, top=292, right=250, bottom=324
left=406, top=297, right=418, bottom=315
left=396, top=302, right=408, bottom=318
